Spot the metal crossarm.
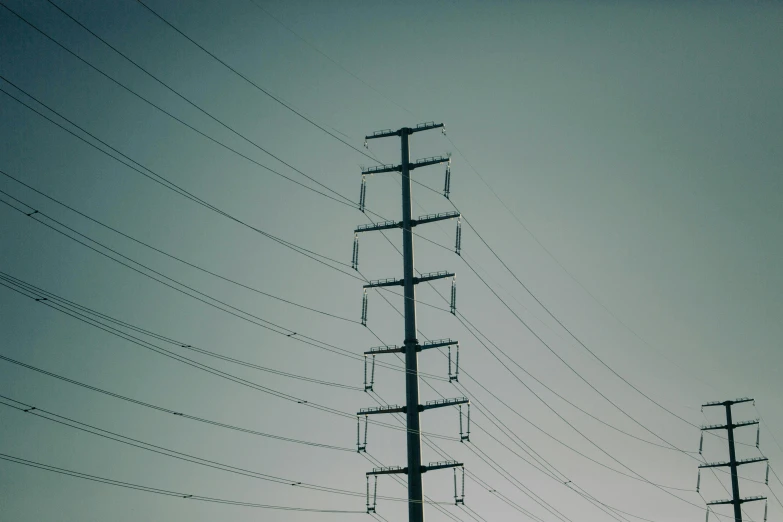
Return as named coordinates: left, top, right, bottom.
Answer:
left=700, top=457, right=767, bottom=469
left=701, top=423, right=730, bottom=431
left=364, top=278, right=404, bottom=289
left=367, top=466, right=407, bottom=476
left=362, top=163, right=402, bottom=175
left=358, top=405, right=406, bottom=415
left=365, top=345, right=404, bottom=355
left=702, top=419, right=759, bottom=431
left=412, top=122, right=444, bottom=134
left=700, top=461, right=732, bottom=469
left=366, top=129, right=399, bottom=140
left=412, top=211, right=460, bottom=227
left=422, top=460, right=462, bottom=473
left=355, top=220, right=402, bottom=233
left=421, top=397, right=469, bottom=411
left=410, top=155, right=450, bottom=171
left=708, top=496, right=766, bottom=506
left=413, top=271, right=454, bottom=284
left=419, top=339, right=457, bottom=351
left=702, top=398, right=754, bottom=408
left=354, top=122, right=461, bottom=522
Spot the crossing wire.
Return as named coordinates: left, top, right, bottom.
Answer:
left=125, top=0, right=713, bottom=460
left=0, top=273, right=458, bottom=443
left=0, top=453, right=364, bottom=514
left=3, top=4, right=756, bottom=520
left=0, top=395, right=454, bottom=506
left=0, top=191, right=449, bottom=382
left=132, top=0, right=378, bottom=164
left=0, top=353, right=353, bottom=451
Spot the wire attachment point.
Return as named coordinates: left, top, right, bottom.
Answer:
left=361, top=289, right=368, bottom=326
left=453, top=466, right=465, bottom=504
left=352, top=234, right=359, bottom=270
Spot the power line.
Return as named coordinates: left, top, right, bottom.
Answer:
left=0, top=353, right=353, bottom=451
left=0, top=79, right=362, bottom=279
left=0, top=169, right=359, bottom=323
left=0, top=273, right=457, bottom=442
left=133, top=0, right=378, bottom=164
left=0, top=453, right=365, bottom=514
left=0, top=269, right=360, bottom=391
left=0, top=192, right=448, bottom=381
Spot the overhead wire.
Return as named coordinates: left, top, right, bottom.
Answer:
left=0, top=353, right=353, bottom=452
left=0, top=275, right=458, bottom=443
left=6, top=4, right=764, bottom=520
left=0, top=190, right=449, bottom=382
left=0, top=453, right=365, bottom=514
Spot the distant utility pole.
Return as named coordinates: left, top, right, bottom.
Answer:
left=354, top=122, right=468, bottom=522
left=699, top=398, right=768, bottom=522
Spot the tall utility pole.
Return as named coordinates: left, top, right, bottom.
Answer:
left=699, top=398, right=767, bottom=522
left=355, top=122, right=468, bottom=522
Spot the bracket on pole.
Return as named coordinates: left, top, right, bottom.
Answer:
left=367, top=466, right=407, bottom=476
left=358, top=405, right=406, bottom=416
left=699, top=457, right=768, bottom=469
left=422, top=460, right=463, bottom=473
left=707, top=496, right=766, bottom=506
left=365, top=345, right=404, bottom=355
left=421, top=397, right=469, bottom=411
left=702, top=398, right=754, bottom=409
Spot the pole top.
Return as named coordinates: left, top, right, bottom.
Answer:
left=702, top=398, right=754, bottom=408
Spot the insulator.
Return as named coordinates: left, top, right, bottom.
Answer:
left=372, top=475, right=378, bottom=512
left=459, top=405, right=464, bottom=441
left=453, top=468, right=459, bottom=504
left=459, top=403, right=470, bottom=442
left=363, top=357, right=369, bottom=392
left=352, top=234, right=359, bottom=270
left=366, top=475, right=376, bottom=513
left=361, top=290, right=368, bottom=326
left=359, top=175, right=367, bottom=212
left=696, top=469, right=701, bottom=492
left=705, top=508, right=710, bottom=522
left=363, top=139, right=368, bottom=149
left=699, top=432, right=703, bottom=455
left=453, top=467, right=465, bottom=504
left=450, top=277, right=457, bottom=315
left=357, top=417, right=365, bottom=452
left=766, top=462, right=770, bottom=485
left=448, top=346, right=452, bottom=380
left=756, top=424, right=760, bottom=448
left=443, top=165, right=451, bottom=199
left=364, top=414, right=369, bottom=450
left=763, top=500, right=768, bottom=522
left=455, top=218, right=462, bottom=256
left=370, top=355, right=376, bottom=390
left=442, top=125, right=446, bottom=135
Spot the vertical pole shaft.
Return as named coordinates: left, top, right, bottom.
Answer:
left=726, top=404, right=742, bottom=522
left=401, top=128, right=424, bottom=522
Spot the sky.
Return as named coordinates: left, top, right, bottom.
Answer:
left=1, top=1, right=782, bottom=521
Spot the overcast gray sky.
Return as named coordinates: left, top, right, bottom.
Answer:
left=1, top=1, right=782, bottom=521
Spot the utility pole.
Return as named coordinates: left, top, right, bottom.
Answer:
left=699, top=398, right=767, bottom=522
left=355, top=122, right=467, bottom=522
